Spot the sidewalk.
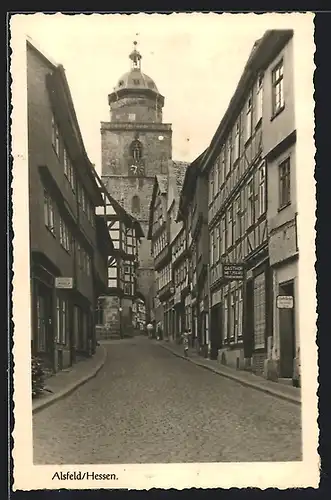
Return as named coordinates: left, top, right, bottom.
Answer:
left=32, top=344, right=107, bottom=414
left=156, top=340, right=301, bottom=405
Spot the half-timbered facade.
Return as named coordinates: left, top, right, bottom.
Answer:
left=172, top=226, right=188, bottom=341
left=148, top=161, right=188, bottom=340
left=168, top=161, right=189, bottom=341
left=94, top=170, right=144, bottom=338
left=177, top=152, right=210, bottom=355
left=201, top=30, right=293, bottom=375
left=147, top=174, right=168, bottom=334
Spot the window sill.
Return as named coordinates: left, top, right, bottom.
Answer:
left=52, top=144, right=60, bottom=158
left=271, top=105, right=285, bottom=122
left=60, top=244, right=71, bottom=255
left=278, top=201, right=291, bottom=213
left=45, top=225, right=56, bottom=238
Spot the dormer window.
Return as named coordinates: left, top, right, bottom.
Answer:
left=118, top=80, right=124, bottom=87
left=133, top=79, right=140, bottom=85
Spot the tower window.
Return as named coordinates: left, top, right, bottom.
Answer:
left=130, top=140, right=143, bottom=163
left=133, top=79, right=140, bottom=85
left=131, top=195, right=140, bottom=214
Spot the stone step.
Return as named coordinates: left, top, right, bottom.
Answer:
left=278, top=377, right=294, bottom=386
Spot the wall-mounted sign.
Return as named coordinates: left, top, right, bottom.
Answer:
left=55, top=277, right=74, bottom=289
left=222, top=264, right=245, bottom=280
left=277, top=295, right=294, bottom=309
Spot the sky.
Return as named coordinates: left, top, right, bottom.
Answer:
left=20, top=12, right=308, bottom=174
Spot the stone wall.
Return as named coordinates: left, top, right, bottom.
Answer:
left=101, top=127, right=172, bottom=178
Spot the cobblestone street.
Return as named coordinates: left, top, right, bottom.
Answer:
left=33, top=337, right=302, bottom=464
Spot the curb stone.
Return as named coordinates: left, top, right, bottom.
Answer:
left=158, top=342, right=301, bottom=406
left=32, top=345, right=107, bottom=414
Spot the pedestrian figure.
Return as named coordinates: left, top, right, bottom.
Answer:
left=156, top=321, right=162, bottom=340
left=147, top=322, right=153, bottom=339
left=182, top=328, right=189, bottom=357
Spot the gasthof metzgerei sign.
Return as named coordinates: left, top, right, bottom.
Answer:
left=222, top=263, right=245, bottom=281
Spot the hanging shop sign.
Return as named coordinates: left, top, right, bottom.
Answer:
left=276, top=295, right=294, bottom=309
left=222, top=263, right=245, bottom=281
left=55, top=277, right=74, bottom=289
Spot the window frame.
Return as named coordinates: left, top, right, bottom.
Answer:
left=234, top=120, right=240, bottom=162
left=245, top=92, right=253, bottom=142
left=52, top=115, right=60, bottom=157
left=279, top=157, right=291, bottom=208
left=256, top=73, right=264, bottom=126
left=227, top=206, right=233, bottom=249
left=221, top=215, right=226, bottom=256
left=258, top=163, right=266, bottom=217
left=230, top=290, right=236, bottom=339
left=272, top=60, right=285, bottom=116
left=237, top=286, right=243, bottom=341
left=44, top=190, right=56, bottom=235
left=130, top=139, right=143, bottom=163
left=223, top=293, right=228, bottom=341
left=247, top=178, right=254, bottom=227
left=56, top=297, right=67, bottom=345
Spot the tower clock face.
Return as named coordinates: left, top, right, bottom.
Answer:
left=129, top=164, right=145, bottom=176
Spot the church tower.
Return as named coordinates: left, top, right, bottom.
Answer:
left=101, top=41, right=172, bottom=303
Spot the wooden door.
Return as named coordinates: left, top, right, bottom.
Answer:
left=210, top=305, right=222, bottom=359
left=244, top=279, right=254, bottom=359
left=279, top=282, right=295, bottom=378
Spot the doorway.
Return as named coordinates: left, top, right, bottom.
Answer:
left=244, top=279, right=254, bottom=360
left=73, top=305, right=80, bottom=362
left=35, top=283, right=54, bottom=372
left=210, top=304, right=222, bottom=360
left=279, top=281, right=295, bottom=378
